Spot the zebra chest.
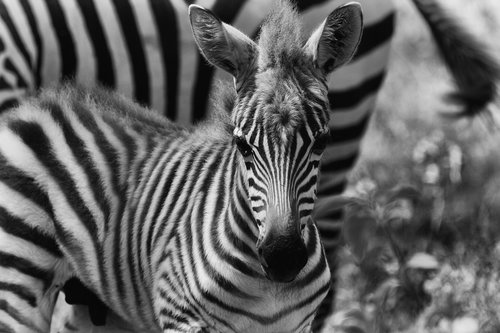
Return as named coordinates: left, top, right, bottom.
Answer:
left=159, top=225, right=331, bottom=332
left=188, top=276, right=322, bottom=333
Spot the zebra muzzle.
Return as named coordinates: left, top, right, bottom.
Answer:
left=257, top=228, right=308, bottom=283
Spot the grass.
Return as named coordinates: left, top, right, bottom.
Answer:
left=322, top=1, right=500, bottom=332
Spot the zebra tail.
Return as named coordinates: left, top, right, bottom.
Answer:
left=412, top=0, right=500, bottom=117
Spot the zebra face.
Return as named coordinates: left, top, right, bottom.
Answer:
left=190, top=2, right=363, bottom=282
left=233, top=103, right=330, bottom=282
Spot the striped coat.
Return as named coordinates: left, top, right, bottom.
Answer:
left=0, top=0, right=394, bottom=331
left=0, top=0, right=394, bottom=251
left=0, top=2, right=367, bottom=331
left=2, top=0, right=497, bottom=332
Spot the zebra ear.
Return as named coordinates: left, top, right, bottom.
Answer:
left=189, top=5, right=258, bottom=83
left=305, top=2, right=363, bottom=75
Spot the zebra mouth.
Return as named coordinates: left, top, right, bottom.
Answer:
left=257, top=236, right=308, bottom=283
left=259, top=257, right=306, bottom=283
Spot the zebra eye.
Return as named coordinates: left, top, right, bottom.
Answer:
left=312, top=133, right=329, bottom=155
left=234, top=136, right=253, bottom=157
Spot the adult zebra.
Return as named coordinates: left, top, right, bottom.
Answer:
left=0, top=2, right=362, bottom=332
left=0, top=0, right=394, bottom=123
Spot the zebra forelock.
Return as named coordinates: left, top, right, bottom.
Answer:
left=229, top=0, right=331, bottom=144
left=233, top=67, right=329, bottom=148
left=257, top=0, right=305, bottom=70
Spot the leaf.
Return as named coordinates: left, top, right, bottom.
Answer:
left=386, top=185, right=421, bottom=203
left=343, top=215, right=379, bottom=263
left=384, top=200, right=414, bottom=224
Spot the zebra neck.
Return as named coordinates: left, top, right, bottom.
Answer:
left=148, top=143, right=260, bottom=278
left=222, top=154, right=263, bottom=270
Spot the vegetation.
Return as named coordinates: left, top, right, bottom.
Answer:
left=323, top=1, right=500, bottom=332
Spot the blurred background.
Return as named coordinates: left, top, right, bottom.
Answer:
left=324, top=1, right=500, bottom=332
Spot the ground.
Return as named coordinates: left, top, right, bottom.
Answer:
left=322, top=1, right=500, bottom=332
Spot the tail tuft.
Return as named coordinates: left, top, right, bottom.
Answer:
left=412, top=0, right=500, bottom=117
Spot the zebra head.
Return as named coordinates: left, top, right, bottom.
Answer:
left=190, top=2, right=363, bottom=283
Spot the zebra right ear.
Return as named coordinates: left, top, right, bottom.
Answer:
left=189, top=5, right=258, bottom=84
left=305, top=2, right=363, bottom=75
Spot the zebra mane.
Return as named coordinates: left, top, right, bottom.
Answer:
left=210, top=81, right=237, bottom=117
left=37, top=84, right=183, bottom=137
left=196, top=80, right=235, bottom=138
left=257, top=0, right=306, bottom=69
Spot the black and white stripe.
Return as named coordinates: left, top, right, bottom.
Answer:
left=2, top=0, right=495, bottom=332
left=0, top=0, right=394, bottom=259
left=0, top=2, right=369, bottom=331
left=0, top=0, right=178, bottom=117
left=0, top=0, right=394, bottom=121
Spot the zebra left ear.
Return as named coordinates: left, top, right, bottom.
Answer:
left=189, top=5, right=258, bottom=85
left=305, top=2, right=363, bottom=75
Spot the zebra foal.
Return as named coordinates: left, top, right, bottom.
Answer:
left=0, top=1, right=362, bottom=332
